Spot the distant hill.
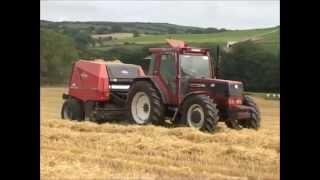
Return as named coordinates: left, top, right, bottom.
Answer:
left=40, top=20, right=227, bottom=34
left=40, top=20, right=279, bottom=54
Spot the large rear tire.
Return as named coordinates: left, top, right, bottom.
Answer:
left=61, top=98, right=85, bottom=121
left=178, top=94, right=219, bottom=132
left=240, top=95, right=261, bottom=129
left=127, top=81, right=165, bottom=125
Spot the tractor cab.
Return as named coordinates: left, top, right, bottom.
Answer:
left=147, top=39, right=214, bottom=79
left=145, top=39, right=242, bottom=105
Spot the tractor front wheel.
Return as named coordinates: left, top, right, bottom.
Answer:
left=178, top=94, right=219, bottom=132
left=61, top=98, right=85, bottom=121
left=240, top=95, right=261, bottom=129
left=225, top=120, right=241, bottom=129
left=127, top=81, right=165, bottom=125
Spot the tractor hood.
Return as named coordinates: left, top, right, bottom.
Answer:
left=188, top=78, right=243, bottom=97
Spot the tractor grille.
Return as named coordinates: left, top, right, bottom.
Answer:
left=210, top=83, right=228, bottom=96
left=228, top=83, right=243, bottom=96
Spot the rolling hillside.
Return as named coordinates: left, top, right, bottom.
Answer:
left=41, top=20, right=279, bottom=54
left=93, top=27, right=280, bottom=54
left=40, top=20, right=221, bottom=34
left=110, top=27, right=278, bottom=44
left=95, top=26, right=279, bottom=54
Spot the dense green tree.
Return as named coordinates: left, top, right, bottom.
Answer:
left=133, top=30, right=140, bottom=37
left=72, top=31, right=93, bottom=50
left=110, top=25, right=122, bottom=32
left=40, top=28, right=79, bottom=84
left=186, top=29, right=204, bottom=34
left=97, top=37, right=103, bottom=46
left=204, top=28, right=219, bottom=33
left=168, top=28, right=177, bottom=34
left=88, top=26, right=95, bottom=33
left=96, top=27, right=109, bottom=34
left=61, top=28, right=94, bottom=50
left=220, top=41, right=279, bottom=92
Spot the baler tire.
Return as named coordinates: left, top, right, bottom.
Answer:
left=178, top=94, right=219, bottom=133
left=61, top=98, right=85, bottom=121
left=240, top=95, right=261, bottom=129
left=127, top=81, right=165, bottom=125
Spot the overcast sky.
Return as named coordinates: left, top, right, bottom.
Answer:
left=40, top=1, right=279, bottom=30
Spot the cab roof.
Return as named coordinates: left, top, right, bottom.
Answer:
left=148, top=39, right=210, bottom=54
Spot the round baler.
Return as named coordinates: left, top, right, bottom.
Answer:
left=61, top=59, right=144, bottom=122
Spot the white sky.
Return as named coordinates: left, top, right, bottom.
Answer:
left=40, top=1, right=280, bottom=30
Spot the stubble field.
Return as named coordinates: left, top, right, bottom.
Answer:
left=41, top=87, right=279, bottom=180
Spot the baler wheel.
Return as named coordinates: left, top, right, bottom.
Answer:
left=61, top=98, right=85, bottom=121
left=240, top=95, right=261, bottom=129
left=127, top=81, right=165, bottom=125
left=178, top=94, right=219, bottom=133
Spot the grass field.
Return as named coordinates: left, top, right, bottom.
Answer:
left=91, top=33, right=134, bottom=40
left=41, top=87, right=279, bottom=180
left=92, top=27, right=279, bottom=55
left=106, top=27, right=278, bottom=44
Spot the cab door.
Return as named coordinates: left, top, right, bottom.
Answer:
left=156, top=53, right=178, bottom=105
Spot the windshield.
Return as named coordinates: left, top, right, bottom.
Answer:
left=180, top=54, right=210, bottom=78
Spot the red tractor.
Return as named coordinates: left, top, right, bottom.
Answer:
left=61, top=40, right=260, bottom=132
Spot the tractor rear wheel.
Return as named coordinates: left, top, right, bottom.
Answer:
left=127, top=81, right=165, bottom=125
left=61, top=98, right=85, bottom=121
left=178, top=94, right=219, bottom=132
left=240, top=95, right=261, bottom=129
